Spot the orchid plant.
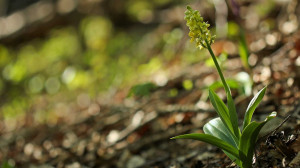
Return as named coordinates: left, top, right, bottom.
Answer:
left=171, top=6, right=276, bottom=168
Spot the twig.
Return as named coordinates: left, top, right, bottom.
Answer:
left=254, top=114, right=291, bottom=167
left=270, top=114, right=291, bottom=136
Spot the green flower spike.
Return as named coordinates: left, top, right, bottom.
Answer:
left=185, top=6, right=240, bottom=140
left=184, top=6, right=216, bottom=49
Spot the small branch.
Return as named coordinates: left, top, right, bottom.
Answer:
left=270, top=114, right=291, bottom=136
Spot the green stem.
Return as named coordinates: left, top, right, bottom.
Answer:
left=205, top=39, right=240, bottom=139
left=206, top=40, right=231, bottom=96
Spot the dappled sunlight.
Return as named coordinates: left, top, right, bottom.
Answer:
left=0, top=0, right=299, bottom=167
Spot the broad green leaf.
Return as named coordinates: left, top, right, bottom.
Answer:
left=209, top=90, right=233, bottom=133
left=224, top=151, right=243, bottom=168
left=209, top=89, right=239, bottom=140
left=171, top=133, right=239, bottom=159
left=239, top=112, right=276, bottom=168
left=203, top=118, right=238, bottom=148
left=227, top=91, right=240, bottom=138
left=242, top=86, right=267, bottom=130
left=204, top=118, right=242, bottom=166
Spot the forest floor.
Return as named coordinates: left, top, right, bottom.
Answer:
left=1, top=1, right=300, bottom=167
left=1, top=30, right=300, bottom=168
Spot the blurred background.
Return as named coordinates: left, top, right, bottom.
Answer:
left=0, top=0, right=300, bottom=167
left=0, top=0, right=299, bottom=131
left=0, top=0, right=300, bottom=166
left=0, top=0, right=198, bottom=130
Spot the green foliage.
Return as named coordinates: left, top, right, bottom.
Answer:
left=182, top=79, right=193, bottom=90
left=239, top=29, right=250, bottom=70
left=208, top=74, right=252, bottom=97
left=172, top=6, right=276, bottom=168
left=255, top=0, right=276, bottom=17
left=203, top=118, right=237, bottom=148
left=209, top=79, right=240, bottom=91
left=172, top=133, right=240, bottom=159
left=80, top=16, right=112, bottom=50
left=128, top=82, right=157, bottom=97
left=209, top=89, right=239, bottom=142
left=227, top=21, right=251, bottom=71
left=168, top=88, right=178, bottom=97
left=0, top=13, right=177, bottom=121
left=0, top=45, right=11, bottom=67
left=205, top=52, right=227, bottom=68
left=1, top=161, right=14, bottom=168
left=242, top=86, right=266, bottom=130
left=227, top=21, right=240, bottom=38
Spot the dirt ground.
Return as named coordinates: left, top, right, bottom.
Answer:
left=1, top=33, right=300, bottom=167
left=1, top=1, right=300, bottom=168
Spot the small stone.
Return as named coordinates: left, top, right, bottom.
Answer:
left=126, top=156, right=145, bottom=168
